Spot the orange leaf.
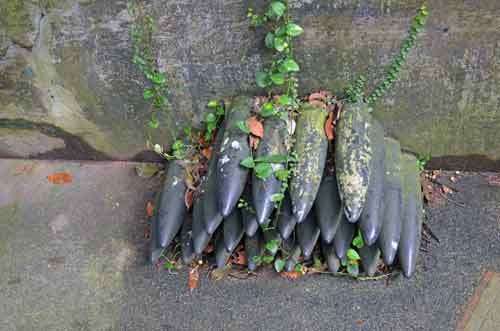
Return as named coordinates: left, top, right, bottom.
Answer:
left=185, top=190, right=194, bottom=209
left=309, top=92, right=327, bottom=103
left=47, top=172, right=73, bottom=184
left=188, top=267, right=199, bottom=291
left=146, top=201, right=155, bottom=217
left=280, top=271, right=303, bottom=280
left=201, top=147, right=213, bottom=160
left=249, top=135, right=260, bottom=150
left=246, top=116, right=264, bottom=138
left=231, top=245, right=247, bottom=266
left=324, top=111, right=335, bottom=141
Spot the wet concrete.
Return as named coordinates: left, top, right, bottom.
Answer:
left=0, top=159, right=499, bottom=330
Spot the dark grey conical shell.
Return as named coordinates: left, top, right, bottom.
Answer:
left=296, top=210, right=320, bottom=259
left=245, top=231, right=264, bottom=271
left=290, top=103, right=328, bottom=223
left=216, top=96, right=252, bottom=217
left=149, top=193, right=163, bottom=264
left=359, top=243, right=381, bottom=277
left=359, top=119, right=386, bottom=245
left=180, top=214, right=195, bottom=265
left=321, top=239, right=341, bottom=273
left=223, top=207, right=244, bottom=253
left=278, top=193, right=297, bottom=240
left=156, top=161, right=187, bottom=248
left=398, top=153, right=423, bottom=278
left=333, top=213, right=356, bottom=260
left=215, top=229, right=231, bottom=269
left=314, top=175, right=343, bottom=244
left=335, top=103, right=375, bottom=223
left=378, top=137, right=403, bottom=265
left=192, top=194, right=211, bottom=255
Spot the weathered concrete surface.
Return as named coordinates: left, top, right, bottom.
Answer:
left=0, top=159, right=499, bottom=330
left=1, top=1, right=499, bottom=162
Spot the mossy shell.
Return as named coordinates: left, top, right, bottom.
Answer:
left=335, top=102, right=374, bottom=223
left=290, top=103, right=328, bottom=223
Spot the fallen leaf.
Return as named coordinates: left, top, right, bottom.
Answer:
left=309, top=92, right=327, bottom=103
left=47, top=172, right=73, bottom=184
left=487, top=174, right=500, bottom=186
left=185, top=190, right=194, bottom=209
left=204, top=243, right=215, bottom=254
left=14, top=164, right=35, bottom=176
left=201, top=147, right=213, bottom=160
left=188, top=267, right=199, bottom=291
left=231, top=245, right=247, bottom=266
left=355, top=319, right=365, bottom=325
left=442, top=185, right=453, bottom=195
left=247, top=116, right=264, bottom=138
left=144, top=224, right=151, bottom=239
left=280, top=271, right=303, bottom=280
left=449, top=175, right=458, bottom=183
left=146, top=201, right=155, bottom=217
left=249, top=135, right=260, bottom=150
left=324, top=111, right=335, bottom=140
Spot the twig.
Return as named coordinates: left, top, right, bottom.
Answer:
left=438, top=190, right=466, bottom=208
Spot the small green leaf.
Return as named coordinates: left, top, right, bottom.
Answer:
left=278, top=95, right=290, bottom=105
left=252, top=256, right=262, bottom=264
left=207, top=99, right=218, bottom=108
left=274, top=258, right=286, bottom=272
left=271, top=73, right=285, bottom=85
left=352, top=231, right=365, bottom=249
left=347, top=248, right=361, bottom=261
left=271, top=193, right=284, bottom=202
left=270, top=1, right=286, bottom=17
left=265, top=239, right=279, bottom=253
left=275, top=26, right=287, bottom=37
left=286, top=23, right=304, bottom=37
left=183, top=126, right=192, bottom=136
left=273, top=37, right=286, bottom=52
left=265, top=32, right=275, bottom=49
left=151, top=72, right=166, bottom=85
left=143, top=89, right=155, bottom=100
left=256, top=71, right=271, bottom=88
left=294, top=264, right=303, bottom=273
left=215, top=105, right=225, bottom=116
left=280, top=58, right=300, bottom=72
left=255, top=163, right=273, bottom=180
left=206, top=112, right=216, bottom=123
left=237, top=120, right=250, bottom=134
left=314, top=257, right=322, bottom=267
left=275, top=169, right=289, bottom=182
left=261, top=102, right=277, bottom=117
left=148, top=118, right=160, bottom=129
left=132, top=54, right=145, bottom=66
left=240, top=157, right=255, bottom=168
left=262, top=255, right=274, bottom=264
left=254, top=154, right=288, bottom=163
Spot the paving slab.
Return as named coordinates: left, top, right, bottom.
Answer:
left=0, top=159, right=499, bottom=331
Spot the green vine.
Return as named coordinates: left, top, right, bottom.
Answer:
left=345, top=4, right=429, bottom=105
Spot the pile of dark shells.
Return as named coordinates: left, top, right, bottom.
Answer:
left=150, top=96, right=423, bottom=278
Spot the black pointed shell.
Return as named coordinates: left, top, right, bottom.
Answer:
left=359, top=119, right=386, bottom=245
left=296, top=210, right=320, bottom=258
left=216, top=96, right=252, bottom=217
left=149, top=193, right=163, bottom=264
left=156, top=161, right=187, bottom=248
left=321, top=239, right=341, bottom=273
left=378, top=137, right=403, bottom=265
left=215, top=229, right=232, bottom=269
left=223, top=207, right=244, bottom=253
left=314, top=175, right=343, bottom=244
left=398, top=153, right=423, bottom=278
left=335, top=103, right=375, bottom=223
left=192, top=194, right=211, bottom=255
left=290, top=103, right=328, bottom=223
left=359, top=243, right=381, bottom=277
left=278, top=193, right=297, bottom=240
left=245, top=231, right=264, bottom=271
left=252, top=117, right=288, bottom=225
left=332, top=213, right=355, bottom=259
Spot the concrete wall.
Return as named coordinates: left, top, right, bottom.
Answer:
left=1, top=0, right=499, bottom=168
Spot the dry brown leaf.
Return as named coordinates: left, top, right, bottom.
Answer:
left=188, top=267, right=200, bottom=291
left=249, top=135, right=260, bottom=150
left=355, top=320, right=365, bottom=325
left=442, top=185, right=453, bottom=195
left=201, top=147, right=213, bottom=160
left=231, top=245, right=247, bottom=266
left=247, top=116, right=264, bottom=138
left=185, top=190, right=194, bottom=209
left=324, top=111, right=335, bottom=141
left=47, top=172, right=73, bottom=184
left=280, top=271, right=303, bottom=280
left=146, top=201, right=155, bottom=217
left=487, top=174, right=500, bottom=186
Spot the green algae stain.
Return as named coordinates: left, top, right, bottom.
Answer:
left=0, top=204, right=19, bottom=258
left=0, top=0, right=34, bottom=48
